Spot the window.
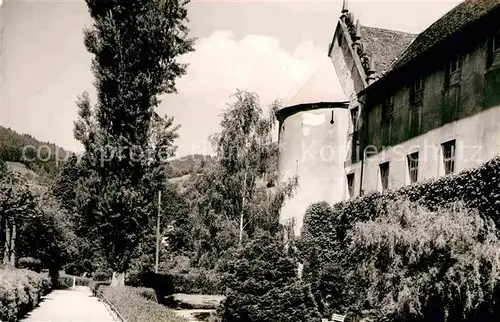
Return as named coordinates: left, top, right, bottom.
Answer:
left=446, top=54, right=462, bottom=87
left=487, top=29, right=500, bottom=68
left=411, top=74, right=424, bottom=105
left=379, top=162, right=390, bottom=191
left=414, top=74, right=424, bottom=92
left=385, top=94, right=395, bottom=107
left=350, top=107, right=359, bottom=133
left=347, top=173, right=355, bottom=198
left=449, top=54, right=462, bottom=74
left=382, top=95, right=394, bottom=123
left=407, top=152, right=419, bottom=184
left=494, top=29, right=500, bottom=53
left=442, top=140, right=456, bottom=175
left=409, top=104, right=422, bottom=137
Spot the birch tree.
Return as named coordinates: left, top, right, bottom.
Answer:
left=210, top=90, right=283, bottom=246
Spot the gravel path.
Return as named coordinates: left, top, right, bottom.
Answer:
left=21, top=286, right=119, bottom=322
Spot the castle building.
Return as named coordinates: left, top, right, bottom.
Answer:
left=276, top=59, right=349, bottom=236
left=278, top=0, right=500, bottom=235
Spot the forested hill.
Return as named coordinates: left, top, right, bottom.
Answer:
left=0, top=125, right=72, bottom=178
left=0, top=125, right=279, bottom=181
left=167, top=142, right=279, bottom=184
left=167, top=154, right=216, bottom=179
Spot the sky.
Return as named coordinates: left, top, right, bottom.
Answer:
left=0, top=0, right=462, bottom=157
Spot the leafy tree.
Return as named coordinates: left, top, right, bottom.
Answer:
left=347, top=200, right=500, bottom=322
left=172, top=92, right=296, bottom=272
left=0, top=171, right=37, bottom=267
left=52, top=155, right=81, bottom=216
left=75, top=0, right=193, bottom=285
left=218, top=231, right=322, bottom=322
left=17, top=189, right=79, bottom=286
left=210, top=90, right=279, bottom=245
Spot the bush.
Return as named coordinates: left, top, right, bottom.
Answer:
left=18, top=257, right=42, bottom=272
left=97, top=285, right=187, bottom=322
left=125, top=270, right=143, bottom=287
left=346, top=200, right=500, bottom=321
left=0, top=268, right=51, bottom=322
left=58, top=273, right=92, bottom=289
left=125, top=271, right=174, bottom=301
left=299, top=156, right=500, bottom=315
left=93, top=269, right=112, bottom=281
left=137, top=287, right=157, bottom=301
left=126, top=268, right=221, bottom=295
left=170, top=269, right=222, bottom=295
left=90, top=280, right=110, bottom=296
left=218, top=231, right=322, bottom=322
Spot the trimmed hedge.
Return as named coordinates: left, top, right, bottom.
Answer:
left=126, top=270, right=222, bottom=299
left=299, top=156, right=500, bottom=315
left=304, top=156, right=500, bottom=250
left=58, top=273, right=92, bottom=289
left=0, top=268, right=52, bottom=322
left=18, top=257, right=42, bottom=273
left=170, top=270, right=222, bottom=295
left=97, top=285, right=187, bottom=322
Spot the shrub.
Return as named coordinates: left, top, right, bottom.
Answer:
left=218, top=231, right=322, bottom=322
left=299, top=156, right=500, bottom=315
left=93, top=269, right=112, bottom=281
left=90, top=280, right=111, bottom=296
left=0, top=268, right=51, bottom=322
left=126, top=271, right=175, bottom=301
left=125, top=270, right=143, bottom=287
left=137, top=287, right=157, bottom=301
left=18, top=257, right=42, bottom=272
left=57, top=273, right=92, bottom=289
left=97, top=285, right=187, bottom=322
left=170, top=269, right=222, bottom=295
left=126, top=268, right=221, bottom=295
left=346, top=200, right=500, bottom=321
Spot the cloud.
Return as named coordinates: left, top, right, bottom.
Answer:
left=160, top=30, right=326, bottom=157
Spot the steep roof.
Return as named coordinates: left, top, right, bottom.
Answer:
left=392, top=0, right=500, bottom=70
left=360, top=26, right=416, bottom=77
left=285, top=58, right=348, bottom=108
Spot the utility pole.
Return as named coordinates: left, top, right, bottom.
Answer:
left=155, top=190, right=161, bottom=274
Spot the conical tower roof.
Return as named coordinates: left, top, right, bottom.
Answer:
left=284, top=58, right=348, bottom=109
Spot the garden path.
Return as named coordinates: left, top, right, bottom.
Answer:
left=21, top=286, right=119, bottom=322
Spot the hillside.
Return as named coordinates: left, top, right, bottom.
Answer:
left=0, top=125, right=72, bottom=178
left=167, top=143, right=279, bottom=187
left=167, top=154, right=215, bottom=179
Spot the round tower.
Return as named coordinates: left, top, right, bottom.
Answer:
left=277, top=61, right=349, bottom=237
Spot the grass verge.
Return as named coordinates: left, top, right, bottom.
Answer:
left=93, top=284, right=187, bottom=322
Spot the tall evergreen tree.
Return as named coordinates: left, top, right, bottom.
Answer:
left=75, top=0, right=193, bottom=285
left=219, top=231, right=322, bottom=322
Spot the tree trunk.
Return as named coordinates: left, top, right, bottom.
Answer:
left=10, top=220, right=16, bottom=267
left=3, top=217, right=15, bottom=268
left=3, top=219, right=10, bottom=266
left=239, top=170, right=247, bottom=247
left=111, top=271, right=125, bottom=286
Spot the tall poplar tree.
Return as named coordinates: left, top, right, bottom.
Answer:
left=75, top=0, right=193, bottom=285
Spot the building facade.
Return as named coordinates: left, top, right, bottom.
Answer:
left=276, top=62, right=349, bottom=236
left=329, top=0, right=500, bottom=198
left=278, top=0, right=500, bottom=235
